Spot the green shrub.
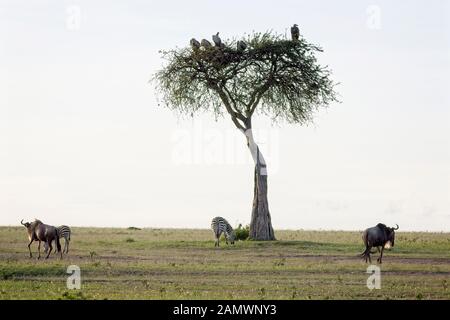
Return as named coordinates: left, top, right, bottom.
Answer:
left=234, top=224, right=250, bottom=241
left=61, top=291, right=88, bottom=300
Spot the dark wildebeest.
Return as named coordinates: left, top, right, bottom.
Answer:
left=21, top=219, right=62, bottom=259
left=360, top=223, right=399, bottom=264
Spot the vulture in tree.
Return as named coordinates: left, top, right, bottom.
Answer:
left=190, top=38, right=200, bottom=51
left=212, top=32, right=222, bottom=47
left=201, top=39, right=212, bottom=49
left=237, top=40, right=247, bottom=52
left=291, top=24, right=300, bottom=41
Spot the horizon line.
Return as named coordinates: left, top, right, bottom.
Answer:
left=3, top=225, right=449, bottom=234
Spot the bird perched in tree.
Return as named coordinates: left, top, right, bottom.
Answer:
left=212, top=32, right=223, bottom=48
left=201, top=39, right=213, bottom=49
left=291, top=24, right=300, bottom=41
left=190, top=38, right=200, bottom=51
left=236, top=40, right=247, bottom=52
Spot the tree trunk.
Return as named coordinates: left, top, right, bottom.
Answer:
left=243, top=128, right=276, bottom=240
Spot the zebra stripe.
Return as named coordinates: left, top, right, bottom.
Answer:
left=45, top=225, right=71, bottom=254
left=57, top=225, right=71, bottom=242
left=211, top=217, right=235, bottom=247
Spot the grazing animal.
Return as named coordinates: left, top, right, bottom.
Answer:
left=201, top=39, right=212, bottom=49
left=212, top=32, right=224, bottom=48
left=44, top=225, right=71, bottom=254
left=236, top=40, right=247, bottom=52
left=21, top=219, right=62, bottom=259
left=190, top=38, right=200, bottom=52
left=360, top=223, right=399, bottom=264
left=211, top=217, right=235, bottom=247
left=291, top=24, right=300, bottom=41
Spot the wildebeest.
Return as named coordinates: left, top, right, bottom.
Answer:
left=21, top=219, right=62, bottom=259
left=360, top=223, right=399, bottom=263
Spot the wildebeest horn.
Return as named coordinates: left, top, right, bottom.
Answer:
left=20, top=219, right=26, bottom=226
left=393, top=224, right=399, bottom=230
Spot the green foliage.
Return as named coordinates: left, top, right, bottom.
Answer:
left=1, top=270, right=13, bottom=280
left=127, top=227, right=141, bottom=231
left=61, top=291, right=88, bottom=300
left=153, top=29, right=338, bottom=129
left=125, top=238, right=136, bottom=243
left=234, top=224, right=250, bottom=241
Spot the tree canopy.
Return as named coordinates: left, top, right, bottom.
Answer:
left=154, top=31, right=338, bottom=131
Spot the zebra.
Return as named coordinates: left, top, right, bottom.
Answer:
left=211, top=217, right=235, bottom=247
left=44, top=225, right=71, bottom=254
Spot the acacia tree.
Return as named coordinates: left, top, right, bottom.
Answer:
left=154, top=30, right=337, bottom=240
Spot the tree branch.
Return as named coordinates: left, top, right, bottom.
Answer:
left=154, top=31, right=338, bottom=127
left=221, top=84, right=246, bottom=121
left=212, top=83, right=246, bottom=131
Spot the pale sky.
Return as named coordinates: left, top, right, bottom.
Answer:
left=1, top=0, right=449, bottom=231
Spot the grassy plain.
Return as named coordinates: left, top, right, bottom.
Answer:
left=0, top=227, right=449, bottom=300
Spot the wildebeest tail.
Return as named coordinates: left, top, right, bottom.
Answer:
left=359, top=230, right=370, bottom=258
left=359, top=246, right=370, bottom=258
left=56, top=231, right=62, bottom=253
